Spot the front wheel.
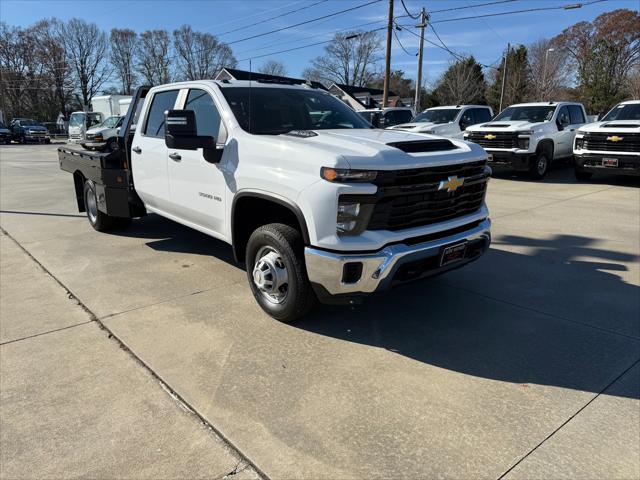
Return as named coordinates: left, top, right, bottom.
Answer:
left=529, top=151, right=550, bottom=180
left=83, top=180, right=130, bottom=232
left=246, top=223, right=316, bottom=322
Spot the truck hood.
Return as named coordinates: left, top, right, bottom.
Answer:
left=86, top=126, right=111, bottom=135
left=24, top=126, right=48, bottom=133
left=387, top=122, right=437, bottom=131
left=578, top=120, right=640, bottom=133
left=274, top=129, right=486, bottom=170
left=466, top=120, right=547, bottom=132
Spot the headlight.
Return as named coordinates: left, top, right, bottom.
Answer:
left=517, top=136, right=530, bottom=149
left=574, top=134, right=584, bottom=149
left=321, top=167, right=377, bottom=183
left=422, top=130, right=434, bottom=134
left=336, top=202, right=361, bottom=234
left=94, top=134, right=104, bottom=141
left=463, top=132, right=470, bottom=139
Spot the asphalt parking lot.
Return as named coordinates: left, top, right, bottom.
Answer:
left=1, top=143, right=639, bottom=479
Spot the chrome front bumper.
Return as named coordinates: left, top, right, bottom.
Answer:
left=305, top=219, right=491, bottom=302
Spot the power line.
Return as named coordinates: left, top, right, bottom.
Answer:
left=399, top=0, right=420, bottom=19
left=237, top=26, right=387, bottom=63
left=216, top=0, right=330, bottom=37
left=226, top=0, right=383, bottom=46
left=393, top=27, right=418, bottom=56
left=430, top=0, right=608, bottom=24
left=395, top=0, right=518, bottom=18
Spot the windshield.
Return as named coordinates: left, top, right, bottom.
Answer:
left=601, top=103, right=640, bottom=121
left=220, top=87, right=371, bottom=134
left=413, top=109, right=460, bottom=124
left=20, top=119, right=40, bottom=127
left=494, top=106, right=556, bottom=122
left=69, top=113, right=85, bottom=127
left=100, top=116, right=121, bottom=129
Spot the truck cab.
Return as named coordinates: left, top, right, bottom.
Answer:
left=464, top=102, right=588, bottom=179
left=388, top=105, right=493, bottom=139
left=59, top=81, right=491, bottom=322
left=357, top=107, right=414, bottom=128
left=68, top=111, right=103, bottom=144
left=574, top=100, right=640, bottom=180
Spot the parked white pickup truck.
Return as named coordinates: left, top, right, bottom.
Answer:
left=388, top=105, right=493, bottom=139
left=58, top=81, right=491, bottom=322
left=465, top=102, right=588, bottom=179
left=574, top=100, right=640, bottom=179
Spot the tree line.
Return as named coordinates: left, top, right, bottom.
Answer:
left=0, top=9, right=637, bottom=122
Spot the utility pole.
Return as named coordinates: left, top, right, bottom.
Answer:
left=413, top=8, right=427, bottom=115
left=499, top=43, right=510, bottom=113
left=382, top=0, right=394, bottom=108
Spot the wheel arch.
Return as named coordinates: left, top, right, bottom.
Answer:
left=231, top=192, right=310, bottom=263
left=536, top=139, right=554, bottom=159
left=73, top=170, right=87, bottom=212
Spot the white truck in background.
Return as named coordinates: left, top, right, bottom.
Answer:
left=68, top=95, right=131, bottom=144
left=464, top=102, right=588, bottom=179
left=58, top=80, right=491, bottom=322
left=573, top=100, right=640, bottom=180
left=388, top=105, right=493, bottom=139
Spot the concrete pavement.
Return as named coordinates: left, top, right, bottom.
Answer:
left=1, top=144, right=638, bottom=479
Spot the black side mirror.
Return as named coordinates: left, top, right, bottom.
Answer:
left=165, top=110, right=216, bottom=151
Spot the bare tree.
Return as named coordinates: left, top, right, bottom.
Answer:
left=528, top=39, right=570, bottom=101
left=308, top=30, right=382, bottom=86
left=110, top=28, right=137, bottom=94
left=172, top=25, right=236, bottom=81
left=137, top=30, right=172, bottom=85
left=62, top=18, right=110, bottom=109
left=432, top=57, right=487, bottom=105
left=258, top=60, right=287, bottom=77
left=626, top=64, right=640, bottom=99
left=32, top=19, right=74, bottom=117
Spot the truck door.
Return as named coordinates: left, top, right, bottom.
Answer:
left=166, top=87, right=228, bottom=237
left=130, top=88, right=180, bottom=212
left=553, top=106, right=573, bottom=158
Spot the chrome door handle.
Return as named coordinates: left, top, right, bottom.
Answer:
left=169, top=153, right=182, bottom=161
left=132, top=146, right=142, bottom=154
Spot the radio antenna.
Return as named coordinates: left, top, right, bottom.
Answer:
left=249, top=58, right=252, bottom=133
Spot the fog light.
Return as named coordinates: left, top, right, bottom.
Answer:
left=342, top=262, right=363, bottom=284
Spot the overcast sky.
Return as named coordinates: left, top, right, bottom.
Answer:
left=1, top=0, right=637, bottom=86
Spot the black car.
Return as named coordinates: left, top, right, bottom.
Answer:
left=10, top=118, right=51, bottom=144
left=0, top=122, right=11, bottom=144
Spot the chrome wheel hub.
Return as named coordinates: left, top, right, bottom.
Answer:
left=252, top=247, right=289, bottom=304
left=86, top=186, right=98, bottom=224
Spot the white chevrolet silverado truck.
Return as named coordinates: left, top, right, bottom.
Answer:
left=58, top=80, right=491, bottom=322
left=574, top=100, right=640, bottom=180
left=464, top=102, right=588, bottom=179
left=388, top=105, right=493, bottom=140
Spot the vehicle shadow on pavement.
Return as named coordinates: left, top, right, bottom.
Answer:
left=490, top=163, right=640, bottom=187
left=114, top=213, right=238, bottom=265
left=295, top=233, right=640, bottom=400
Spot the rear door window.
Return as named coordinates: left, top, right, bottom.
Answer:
left=472, top=108, right=492, bottom=124
left=144, top=90, right=179, bottom=138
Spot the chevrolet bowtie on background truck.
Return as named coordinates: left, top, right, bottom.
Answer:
left=58, top=80, right=491, bottom=322
left=574, top=100, right=640, bottom=180
left=464, top=102, right=588, bottom=179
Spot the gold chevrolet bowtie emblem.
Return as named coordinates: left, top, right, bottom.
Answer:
left=484, top=134, right=496, bottom=140
left=607, top=135, right=623, bottom=142
left=439, top=176, right=465, bottom=193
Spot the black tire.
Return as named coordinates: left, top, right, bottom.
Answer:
left=575, top=169, right=593, bottom=181
left=529, top=150, right=550, bottom=180
left=245, top=223, right=316, bottom=322
left=83, top=180, right=130, bottom=232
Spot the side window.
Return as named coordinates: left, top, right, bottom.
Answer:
left=144, top=89, right=179, bottom=138
left=396, top=110, right=413, bottom=124
left=473, top=108, right=492, bottom=124
left=557, top=106, right=570, bottom=126
left=460, top=109, right=474, bottom=127
left=185, top=89, right=222, bottom=139
left=568, top=105, right=585, bottom=125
